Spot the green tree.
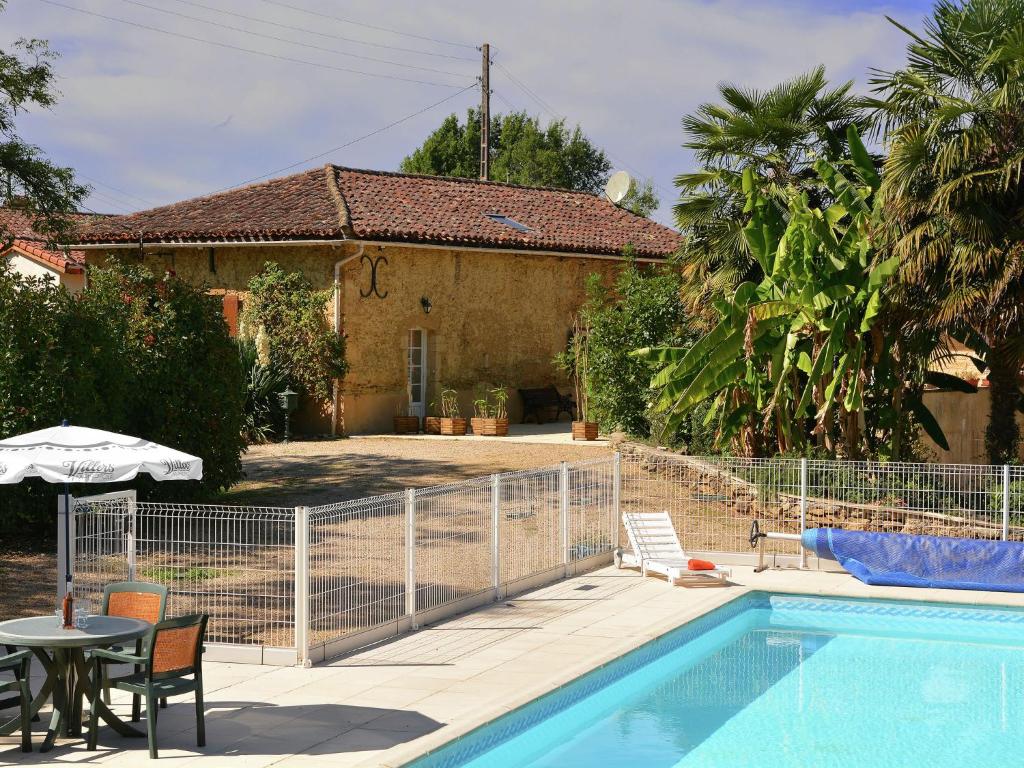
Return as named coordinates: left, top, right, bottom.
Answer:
left=643, top=127, right=953, bottom=459
left=401, top=108, right=659, bottom=216
left=0, top=0, right=87, bottom=244
left=868, top=0, right=1024, bottom=464
left=674, top=66, right=869, bottom=312
left=579, top=262, right=691, bottom=437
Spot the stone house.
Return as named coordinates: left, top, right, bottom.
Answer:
left=72, top=166, right=681, bottom=435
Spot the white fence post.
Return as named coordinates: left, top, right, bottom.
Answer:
left=612, top=452, right=622, bottom=552
left=560, top=461, right=570, bottom=575
left=491, top=473, right=501, bottom=600
left=405, top=489, right=417, bottom=630
left=1003, top=464, right=1011, bottom=542
left=294, top=506, right=311, bottom=667
left=799, top=458, right=808, bottom=569
left=126, top=491, right=137, bottom=582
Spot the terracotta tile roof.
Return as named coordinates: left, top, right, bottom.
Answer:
left=0, top=208, right=101, bottom=240
left=77, top=167, right=344, bottom=245
left=6, top=239, right=86, bottom=274
left=1, top=208, right=101, bottom=274
left=77, top=165, right=681, bottom=258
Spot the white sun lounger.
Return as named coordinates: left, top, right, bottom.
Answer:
left=617, top=511, right=731, bottom=585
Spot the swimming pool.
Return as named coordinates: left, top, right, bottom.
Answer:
left=406, top=593, right=1024, bottom=768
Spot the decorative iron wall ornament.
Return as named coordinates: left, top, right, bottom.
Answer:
left=360, top=254, right=388, bottom=299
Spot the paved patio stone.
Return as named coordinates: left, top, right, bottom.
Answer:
left=6, top=564, right=1024, bottom=766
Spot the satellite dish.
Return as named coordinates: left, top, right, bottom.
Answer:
left=604, top=171, right=633, bottom=205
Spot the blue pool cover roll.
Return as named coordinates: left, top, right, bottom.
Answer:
left=801, top=527, right=1024, bottom=592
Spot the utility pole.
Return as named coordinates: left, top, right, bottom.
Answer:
left=479, top=42, right=490, bottom=181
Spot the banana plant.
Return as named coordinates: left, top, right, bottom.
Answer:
left=639, top=126, right=957, bottom=457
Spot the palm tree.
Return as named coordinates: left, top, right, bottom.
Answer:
left=869, top=0, right=1024, bottom=463
left=674, top=66, right=869, bottom=313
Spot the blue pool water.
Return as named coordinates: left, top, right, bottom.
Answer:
left=408, top=593, right=1024, bottom=768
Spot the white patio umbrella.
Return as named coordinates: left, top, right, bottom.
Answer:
left=0, top=421, right=203, bottom=593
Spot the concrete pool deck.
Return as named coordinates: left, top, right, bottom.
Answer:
left=6, top=564, right=1024, bottom=767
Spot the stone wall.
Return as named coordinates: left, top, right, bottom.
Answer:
left=338, top=243, right=621, bottom=433
left=87, top=242, right=622, bottom=434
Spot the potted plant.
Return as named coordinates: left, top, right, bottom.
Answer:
left=470, top=384, right=510, bottom=436
left=470, top=384, right=489, bottom=435
left=393, top=400, right=420, bottom=434
left=423, top=400, right=441, bottom=435
left=558, top=314, right=598, bottom=441
left=477, top=385, right=510, bottom=436
left=439, top=388, right=467, bottom=436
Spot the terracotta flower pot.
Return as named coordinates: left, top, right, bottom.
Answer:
left=572, top=421, right=599, bottom=441
left=423, top=416, right=442, bottom=435
left=440, top=417, right=467, bottom=436
left=393, top=416, right=420, bottom=434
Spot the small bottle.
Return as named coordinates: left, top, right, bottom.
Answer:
left=62, top=591, right=74, bottom=629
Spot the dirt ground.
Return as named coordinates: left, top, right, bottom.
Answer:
left=1, top=437, right=610, bottom=622
left=222, top=436, right=611, bottom=507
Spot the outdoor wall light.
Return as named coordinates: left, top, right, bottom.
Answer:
left=420, top=296, right=432, bottom=314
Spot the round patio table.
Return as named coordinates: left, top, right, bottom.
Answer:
left=0, top=615, right=150, bottom=752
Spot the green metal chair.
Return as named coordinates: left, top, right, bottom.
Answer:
left=0, top=648, right=33, bottom=752
left=87, top=613, right=208, bottom=759
left=97, top=581, right=169, bottom=714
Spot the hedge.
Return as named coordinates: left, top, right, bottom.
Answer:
left=0, top=261, right=245, bottom=538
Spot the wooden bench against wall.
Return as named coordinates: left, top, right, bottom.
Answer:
left=517, top=386, right=576, bottom=424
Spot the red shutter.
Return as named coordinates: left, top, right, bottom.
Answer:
left=222, top=293, right=239, bottom=337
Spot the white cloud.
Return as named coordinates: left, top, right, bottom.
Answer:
left=4, top=0, right=927, bottom=222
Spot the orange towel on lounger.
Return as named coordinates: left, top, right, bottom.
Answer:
left=688, top=558, right=716, bottom=571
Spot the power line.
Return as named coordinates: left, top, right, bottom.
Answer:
left=39, top=0, right=470, bottom=89
left=167, top=0, right=477, bottom=62
left=258, top=0, right=477, bottom=50
left=213, top=82, right=479, bottom=193
left=491, top=62, right=675, bottom=203
left=117, top=0, right=472, bottom=80
left=493, top=61, right=563, bottom=122
left=82, top=188, right=133, bottom=214
left=75, top=172, right=157, bottom=209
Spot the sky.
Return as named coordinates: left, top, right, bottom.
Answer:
left=4, top=0, right=936, bottom=226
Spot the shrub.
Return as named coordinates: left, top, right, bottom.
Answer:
left=0, top=262, right=245, bottom=537
left=240, top=262, right=346, bottom=405
left=238, top=338, right=288, bottom=443
left=581, top=261, right=695, bottom=438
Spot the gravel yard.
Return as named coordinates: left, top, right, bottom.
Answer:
left=222, top=436, right=611, bottom=508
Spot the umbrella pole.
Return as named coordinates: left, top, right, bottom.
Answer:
left=63, top=482, right=72, bottom=590
left=62, top=482, right=74, bottom=628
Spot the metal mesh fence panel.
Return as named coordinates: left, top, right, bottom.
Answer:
left=72, top=495, right=133, bottom=610
left=800, top=460, right=1009, bottom=541
left=133, top=502, right=296, bottom=647
left=414, top=478, right=494, bottom=613
left=499, top=466, right=562, bottom=584
left=568, top=457, right=617, bottom=561
left=620, top=449, right=1024, bottom=554
left=620, top=452, right=802, bottom=556
left=307, top=493, right=406, bottom=646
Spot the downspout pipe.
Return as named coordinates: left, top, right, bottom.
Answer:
left=331, top=243, right=364, bottom=435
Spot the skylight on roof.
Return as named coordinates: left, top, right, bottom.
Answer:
left=486, top=213, right=532, bottom=233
